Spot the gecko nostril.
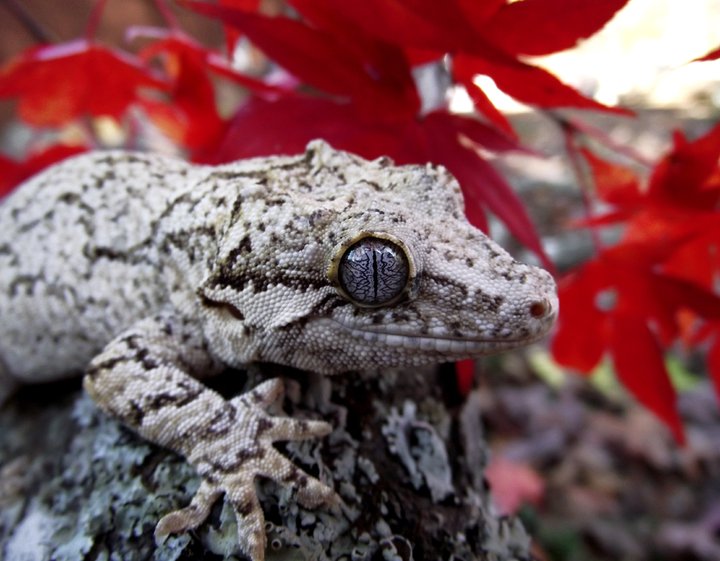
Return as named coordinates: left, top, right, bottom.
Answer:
left=529, top=299, right=549, bottom=318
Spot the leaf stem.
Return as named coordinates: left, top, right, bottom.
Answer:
left=153, top=0, right=181, bottom=31
left=85, top=0, right=109, bottom=41
left=560, top=119, right=604, bottom=252
left=1, top=0, right=55, bottom=43
left=565, top=116, right=654, bottom=169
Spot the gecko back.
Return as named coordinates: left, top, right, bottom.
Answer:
left=0, top=152, right=194, bottom=383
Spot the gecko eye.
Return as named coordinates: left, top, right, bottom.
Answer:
left=338, top=237, right=410, bottom=307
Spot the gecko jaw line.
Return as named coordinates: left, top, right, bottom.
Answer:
left=332, top=321, right=543, bottom=353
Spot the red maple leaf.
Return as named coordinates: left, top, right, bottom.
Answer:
left=0, top=40, right=168, bottom=126
left=580, top=147, right=643, bottom=209
left=217, top=0, right=261, bottom=54
left=553, top=122, right=720, bottom=442
left=645, top=126, right=720, bottom=209
left=473, top=0, right=631, bottom=56
left=454, top=53, right=630, bottom=117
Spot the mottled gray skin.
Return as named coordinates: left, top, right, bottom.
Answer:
left=0, top=141, right=557, bottom=561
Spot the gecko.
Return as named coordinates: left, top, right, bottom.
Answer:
left=0, top=140, right=557, bottom=560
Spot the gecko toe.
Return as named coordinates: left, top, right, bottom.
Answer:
left=229, top=490, right=267, bottom=561
left=262, top=416, right=332, bottom=441
left=155, top=481, right=222, bottom=541
left=239, top=377, right=285, bottom=408
left=295, top=476, right=339, bottom=509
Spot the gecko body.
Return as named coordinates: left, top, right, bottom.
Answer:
left=0, top=141, right=557, bottom=560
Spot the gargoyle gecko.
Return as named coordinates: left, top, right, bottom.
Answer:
left=0, top=141, right=557, bottom=560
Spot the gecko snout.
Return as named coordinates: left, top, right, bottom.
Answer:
left=521, top=267, right=559, bottom=334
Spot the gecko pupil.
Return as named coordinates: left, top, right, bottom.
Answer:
left=339, top=238, right=408, bottom=306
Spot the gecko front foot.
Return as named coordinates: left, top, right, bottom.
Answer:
left=154, top=378, right=336, bottom=561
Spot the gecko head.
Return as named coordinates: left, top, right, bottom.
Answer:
left=199, top=141, right=558, bottom=374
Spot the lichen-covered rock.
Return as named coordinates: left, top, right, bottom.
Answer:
left=0, top=366, right=533, bottom=561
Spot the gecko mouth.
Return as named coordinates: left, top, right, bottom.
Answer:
left=331, top=321, right=549, bottom=355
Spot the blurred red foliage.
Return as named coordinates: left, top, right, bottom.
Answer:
left=554, top=123, right=720, bottom=443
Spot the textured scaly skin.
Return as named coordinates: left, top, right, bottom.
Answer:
left=0, top=141, right=557, bottom=560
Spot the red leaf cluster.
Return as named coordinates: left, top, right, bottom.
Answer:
left=552, top=123, right=720, bottom=443
left=178, top=0, right=631, bottom=269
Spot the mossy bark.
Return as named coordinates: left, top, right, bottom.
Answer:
left=0, top=365, right=532, bottom=561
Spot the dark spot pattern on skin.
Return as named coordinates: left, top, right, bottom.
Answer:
left=190, top=407, right=234, bottom=443
left=282, top=465, right=301, bottom=483
left=359, top=180, right=382, bottom=192
left=7, top=274, right=42, bottom=296
left=234, top=499, right=256, bottom=517
left=476, top=292, right=504, bottom=314
left=265, top=197, right=286, bottom=207
left=151, top=383, right=202, bottom=409
left=156, top=192, right=195, bottom=222
left=207, top=257, right=328, bottom=294
left=86, top=355, right=133, bottom=379
left=424, top=273, right=469, bottom=301
left=230, top=193, right=245, bottom=222
left=57, top=192, right=81, bottom=204
left=199, top=294, right=245, bottom=320
left=234, top=446, right=266, bottom=467
left=255, top=417, right=273, bottom=437
left=136, top=348, right=159, bottom=371
left=149, top=392, right=180, bottom=409
left=128, top=401, right=146, bottom=426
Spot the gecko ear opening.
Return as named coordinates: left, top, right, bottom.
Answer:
left=327, top=232, right=417, bottom=308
